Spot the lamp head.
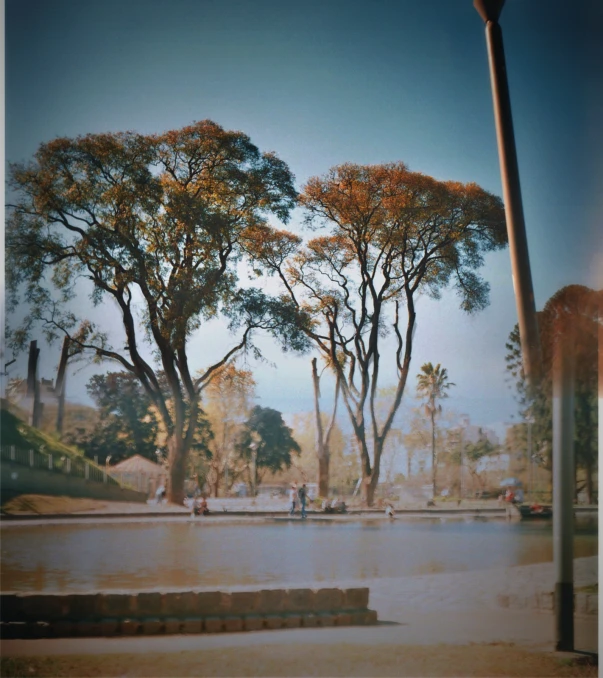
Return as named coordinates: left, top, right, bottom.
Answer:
left=473, top=0, right=505, bottom=23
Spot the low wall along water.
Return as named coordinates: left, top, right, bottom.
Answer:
left=0, top=587, right=377, bottom=638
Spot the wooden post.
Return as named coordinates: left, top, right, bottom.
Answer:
left=55, top=337, right=70, bottom=436
left=27, top=341, right=43, bottom=428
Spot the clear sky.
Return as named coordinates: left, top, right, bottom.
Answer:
left=4, top=0, right=602, bottom=437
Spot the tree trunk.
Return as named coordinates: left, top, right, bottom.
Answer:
left=318, top=455, right=330, bottom=498
left=167, top=435, right=187, bottom=504
left=213, top=467, right=221, bottom=498
left=55, top=337, right=70, bottom=438
left=361, top=441, right=383, bottom=507
left=312, top=358, right=331, bottom=498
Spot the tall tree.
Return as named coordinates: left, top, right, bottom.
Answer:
left=505, top=285, right=600, bottom=503
left=450, top=430, right=498, bottom=497
left=7, top=120, right=310, bottom=502
left=246, top=163, right=506, bottom=504
left=416, top=363, right=455, bottom=498
left=203, top=363, right=256, bottom=497
left=235, top=405, right=301, bottom=493
left=311, top=357, right=340, bottom=496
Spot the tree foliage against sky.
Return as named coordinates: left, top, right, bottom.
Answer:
left=235, top=405, right=301, bottom=491
left=71, top=371, right=159, bottom=463
left=505, top=284, right=600, bottom=503
left=450, top=430, right=498, bottom=496
left=6, top=120, right=311, bottom=502
left=202, top=363, right=256, bottom=497
left=249, top=162, right=506, bottom=504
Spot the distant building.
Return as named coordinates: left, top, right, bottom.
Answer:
left=109, top=454, right=166, bottom=496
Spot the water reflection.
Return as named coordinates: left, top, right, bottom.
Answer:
left=1, top=516, right=597, bottom=593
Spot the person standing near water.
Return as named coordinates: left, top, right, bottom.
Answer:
left=298, top=484, right=308, bottom=519
left=289, top=485, right=297, bottom=516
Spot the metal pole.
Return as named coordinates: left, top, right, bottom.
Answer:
left=252, top=448, right=257, bottom=498
left=474, top=0, right=542, bottom=385
left=459, top=438, right=464, bottom=499
left=527, top=419, right=532, bottom=502
left=552, top=327, right=575, bottom=652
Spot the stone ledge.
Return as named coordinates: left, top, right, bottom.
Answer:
left=0, top=609, right=378, bottom=639
left=496, top=591, right=598, bottom=616
left=1, top=587, right=371, bottom=623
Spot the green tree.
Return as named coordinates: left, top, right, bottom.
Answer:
left=7, top=120, right=310, bottom=503
left=451, top=430, right=498, bottom=497
left=235, top=405, right=301, bottom=493
left=505, top=285, right=600, bottom=503
left=416, top=363, right=455, bottom=498
left=247, top=163, right=506, bottom=504
left=85, top=372, right=159, bottom=462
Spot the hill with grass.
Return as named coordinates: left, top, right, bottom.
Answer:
left=1, top=402, right=115, bottom=483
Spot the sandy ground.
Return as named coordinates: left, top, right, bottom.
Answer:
left=1, top=609, right=598, bottom=677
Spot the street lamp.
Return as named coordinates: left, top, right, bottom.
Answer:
left=474, top=0, right=573, bottom=652
left=473, top=0, right=542, bottom=386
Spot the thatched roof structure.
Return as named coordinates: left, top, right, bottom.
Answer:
left=110, top=454, right=164, bottom=477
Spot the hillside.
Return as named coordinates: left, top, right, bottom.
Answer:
left=0, top=403, right=113, bottom=482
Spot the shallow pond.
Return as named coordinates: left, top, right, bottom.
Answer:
left=1, top=516, right=597, bottom=592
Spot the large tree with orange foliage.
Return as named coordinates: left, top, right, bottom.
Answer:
left=6, top=121, right=310, bottom=503
left=247, top=163, right=507, bottom=505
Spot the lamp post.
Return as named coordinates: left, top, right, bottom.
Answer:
left=474, top=0, right=573, bottom=652
left=473, top=0, right=541, bottom=386
left=525, top=414, right=534, bottom=502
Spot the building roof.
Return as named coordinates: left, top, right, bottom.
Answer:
left=110, top=454, right=165, bottom=475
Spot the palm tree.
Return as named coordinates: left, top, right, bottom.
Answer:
left=416, top=363, right=455, bottom=499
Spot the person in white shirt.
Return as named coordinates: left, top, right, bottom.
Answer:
left=289, top=485, right=297, bottom=516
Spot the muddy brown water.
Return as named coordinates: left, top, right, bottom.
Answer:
left=1, top=516, right=597, bottom=592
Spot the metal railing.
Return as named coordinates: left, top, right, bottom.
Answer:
left=0, top=444, right=121, bottom=486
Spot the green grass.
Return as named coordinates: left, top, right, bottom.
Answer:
left=1, top=406, right=88, bottom=461
left=0, top=405, right=120, bottom=489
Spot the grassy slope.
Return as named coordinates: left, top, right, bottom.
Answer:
left=0, top=405, right=116, bottom=491
left=2, top=406, right=92, bottom=463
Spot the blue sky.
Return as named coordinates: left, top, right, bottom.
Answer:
left=4, top=0, right=602, bottom=438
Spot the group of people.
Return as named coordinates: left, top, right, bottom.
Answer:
left=321, top=497, right=347, bottom=514
left=184, top=485, right=210, bottom=517
left=288, top=483, right=350, bottom=518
